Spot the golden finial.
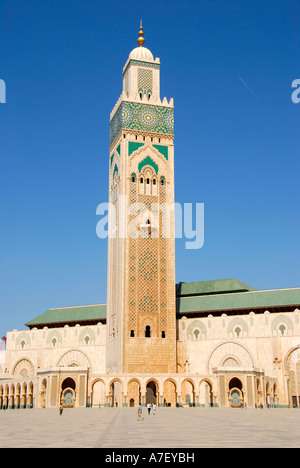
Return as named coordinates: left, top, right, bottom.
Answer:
left=137, top=20, right=145, bottom=47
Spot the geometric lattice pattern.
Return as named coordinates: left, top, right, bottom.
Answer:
left=138, top=68, right=153, bottom=95
left=110, top=101, right=174, bottom=145
left=128, top=175, right=168, bottom=338
left=139, top=247, right=158, bottom=283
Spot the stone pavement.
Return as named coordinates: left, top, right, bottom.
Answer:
left=0, top=407, right=299, bottom=448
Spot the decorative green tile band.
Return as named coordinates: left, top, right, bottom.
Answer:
left=110, top=101, right=174, bottom=145
left=123, top=59, right=160, bottom=76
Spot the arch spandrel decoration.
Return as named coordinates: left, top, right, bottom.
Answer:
left=13, top=359, right=35, bottom=377
left=207, top=341, right=255, bottom=374
left=57, top=350, right=91, bottom=369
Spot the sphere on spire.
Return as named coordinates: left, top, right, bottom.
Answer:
left=128, top=22, right=154, bottom=62
left=137, top=21, right=145, bottom=46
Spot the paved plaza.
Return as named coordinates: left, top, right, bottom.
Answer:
left=0, top=407, right=299, bottom=449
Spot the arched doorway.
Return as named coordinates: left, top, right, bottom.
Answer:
left=92, top=380, right=106, bottom=407
left=199, top=380, right=213, bottom=407
left=21, top=383, right=27, bottom=408
left=286, top=346, right=300, bottom=408
left=39, top=379, right=47, bottom=408
left=163, top=379, right=177, bottom=406
left=109, top=379, right=122, bottom=407
left=4, top=385, right=9, bottom=409
left=9, top=384, right=15, bottom=409
left=61, top=377, right=76, bottom=408
left=27, top=382, right=34, bottom=408
left=229, top=377, right=243, bottom=407
left=127, top=379, right=141, bottom=407
left=182, top=380, right=195, bottom=406
left=146, top=381, right=158, bottom=405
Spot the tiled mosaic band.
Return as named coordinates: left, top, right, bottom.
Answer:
left=110, top=101, right=174, bottom=145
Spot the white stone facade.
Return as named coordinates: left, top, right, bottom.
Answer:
left=1, top=306, right=300, bottom=409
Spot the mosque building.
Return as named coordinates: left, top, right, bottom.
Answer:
left=1, top=26, right=299, bottom=410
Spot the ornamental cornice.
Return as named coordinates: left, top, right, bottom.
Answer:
left=123, top=59, right=160, bottom=76
left=109, top=129, right=174, bottom=152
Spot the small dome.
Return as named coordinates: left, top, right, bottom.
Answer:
left=129, top=46, right=154, bottom=62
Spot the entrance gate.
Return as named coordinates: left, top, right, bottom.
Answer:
left=146, top=381, right=157, bottom=405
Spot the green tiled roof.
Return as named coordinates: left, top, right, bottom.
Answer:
left=177, top=288, right=300, bottom=314
left=25, top=279, right=300, bottom=328
left=176, top=279, right=256, bottom=297
left=26, top=304, right=106, bottom=328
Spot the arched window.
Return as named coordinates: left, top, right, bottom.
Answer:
left=130, top=330, right=135, bottom=337
left=145, top=325, right=151, bottom=338
left=161, top=331, right=166, bottom=338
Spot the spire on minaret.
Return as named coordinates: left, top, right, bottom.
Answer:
left=137, top=20, right=145, bottom=47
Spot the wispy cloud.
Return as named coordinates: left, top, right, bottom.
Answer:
left=238, top=76, right=258, bottom=100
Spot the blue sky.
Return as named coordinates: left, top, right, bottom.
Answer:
left=1, top=0, right=299, bottom=336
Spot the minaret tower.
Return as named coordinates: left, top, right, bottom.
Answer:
left=106, top=24, right=176, bottom=374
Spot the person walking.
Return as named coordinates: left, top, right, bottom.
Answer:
left=59, top=403, right=64, bottom=415
left=152, top=403, right=157, bottom=415
left=137, top=404, right=144, bottom=421
left=147, top=403, right=152, bottom=415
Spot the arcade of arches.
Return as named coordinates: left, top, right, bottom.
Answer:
left=90, top=378, right=215, bottom=408
left=0, top=371, right=284, bottom=409
left=0, top=373, right=286, bottom=409
left=2, top=344, right=300, bottom=409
